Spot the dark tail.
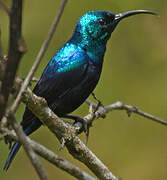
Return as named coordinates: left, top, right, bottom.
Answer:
left=3, top=142, right=21, bottom=171
left=3, top=116, right=42, bottom=171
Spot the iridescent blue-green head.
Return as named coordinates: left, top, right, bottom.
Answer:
left=71, top=10, right=157, bottom=49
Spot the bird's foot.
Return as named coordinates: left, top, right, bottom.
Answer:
left=73, top=117, right=90, bottom=145
left=67, top=115, right=88, bottom=134
left=62, top=115, right=90, bottom=144
left=74, top=117, right=91, bottom=144
left=4, top=135, right=13, bottom=149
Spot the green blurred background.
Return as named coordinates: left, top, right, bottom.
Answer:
left=1, top=0, right=167, bottom=179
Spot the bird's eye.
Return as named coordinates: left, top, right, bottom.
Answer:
left=98, top=18, right=106, bottom=25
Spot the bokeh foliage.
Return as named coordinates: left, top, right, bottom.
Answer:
left=1, top=0, right=167, bottom=179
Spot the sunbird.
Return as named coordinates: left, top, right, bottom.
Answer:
left=4, top=9, right=156, bottom=170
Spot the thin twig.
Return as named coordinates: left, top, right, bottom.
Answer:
left=106, top=101, right=167, bottom=125
left=10, top=0, right=68, bottom=114
left=7, top=114, right=48, bottom=180
left=32, top=141, right=96, bottom=180
left=0, top=0, right=26, bottom=121
left=0, top=1, right=11, bottom=15
left=3, top=129, right=96, bottom=180
left=85, top=100, right=167, bottom=126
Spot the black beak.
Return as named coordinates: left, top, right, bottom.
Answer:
left=115, top=10, right=158, bottom=21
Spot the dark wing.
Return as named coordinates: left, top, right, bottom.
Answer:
left=21, top=49, right=89, bottom=128
left=33, top=50, right=89, bottom=104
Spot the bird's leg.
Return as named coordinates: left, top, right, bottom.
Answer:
left=91, top=92, right=104, bottom=112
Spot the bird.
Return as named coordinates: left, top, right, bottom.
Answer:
left=4, top=9, right=156, bottom=170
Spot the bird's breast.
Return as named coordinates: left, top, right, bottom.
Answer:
left=53, top=63, right=102, bottom=116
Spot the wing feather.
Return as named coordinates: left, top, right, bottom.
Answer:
left=21, top=48, right=89, bottom=128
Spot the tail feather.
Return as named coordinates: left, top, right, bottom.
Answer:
left=3, top=142, right=21, bottom=171
left=3, top=119, right=42, bottom=171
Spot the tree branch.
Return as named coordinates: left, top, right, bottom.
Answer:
left=0, top=0, right=26, bottom=121
left=2, top=129, right=96, bottom=180
left=0, top=2, right=47, bottom=177
left=21, top=87, right=167, bottom=179
left=21, top=88, right=119, bottom=180
left=32, top=140, right=96, bottom=180
left=85, top=99, right=167, bottom=126
left=10, top=0, right=68, bottom=114
left=1, top=67, right=166, bottom=179
left=0, top=2, right=165, bottom=178
left=6, top=114, right=48, bottom=180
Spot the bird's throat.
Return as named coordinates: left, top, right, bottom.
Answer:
left=85, top=43, right=106, bottom=64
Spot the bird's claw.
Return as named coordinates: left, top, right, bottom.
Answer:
left=73, top=117, right=87, bottom=133
left=63, top=115, right=91, bottom=144
left=73, top=117, right=90, bottom=144
left=4, top=135, right=13, bottom=149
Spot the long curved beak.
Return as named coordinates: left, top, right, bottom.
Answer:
left=115, top=10, right=158, bottom=21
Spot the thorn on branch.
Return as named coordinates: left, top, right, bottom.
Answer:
left=85, top=125, right=90, bottom=145
left=59, top=137, right=66, bottom=150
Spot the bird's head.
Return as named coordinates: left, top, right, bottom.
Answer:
left=73, top=10, right=157, bottom=46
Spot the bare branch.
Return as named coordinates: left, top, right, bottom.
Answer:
left=22, top=88, right=119, bottom=180
left=6, top=114, right=48, bottom=180
left=85, top=100, right=167, bottom=126
left=0, top=0, right=26, bottom=121
left=10, top=0, right=68, bottom=114
left=21, top=88, right=167, bottom=179
left=106, top=101, right=167, bottom=125
left=0, top=1, right=11, bottom=16
left=2, top=130, right=96, bottom=180
left=32, top=141, right=96, bottom=180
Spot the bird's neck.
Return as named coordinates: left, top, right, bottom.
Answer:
left=69, top=32, right=107, bottom=64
